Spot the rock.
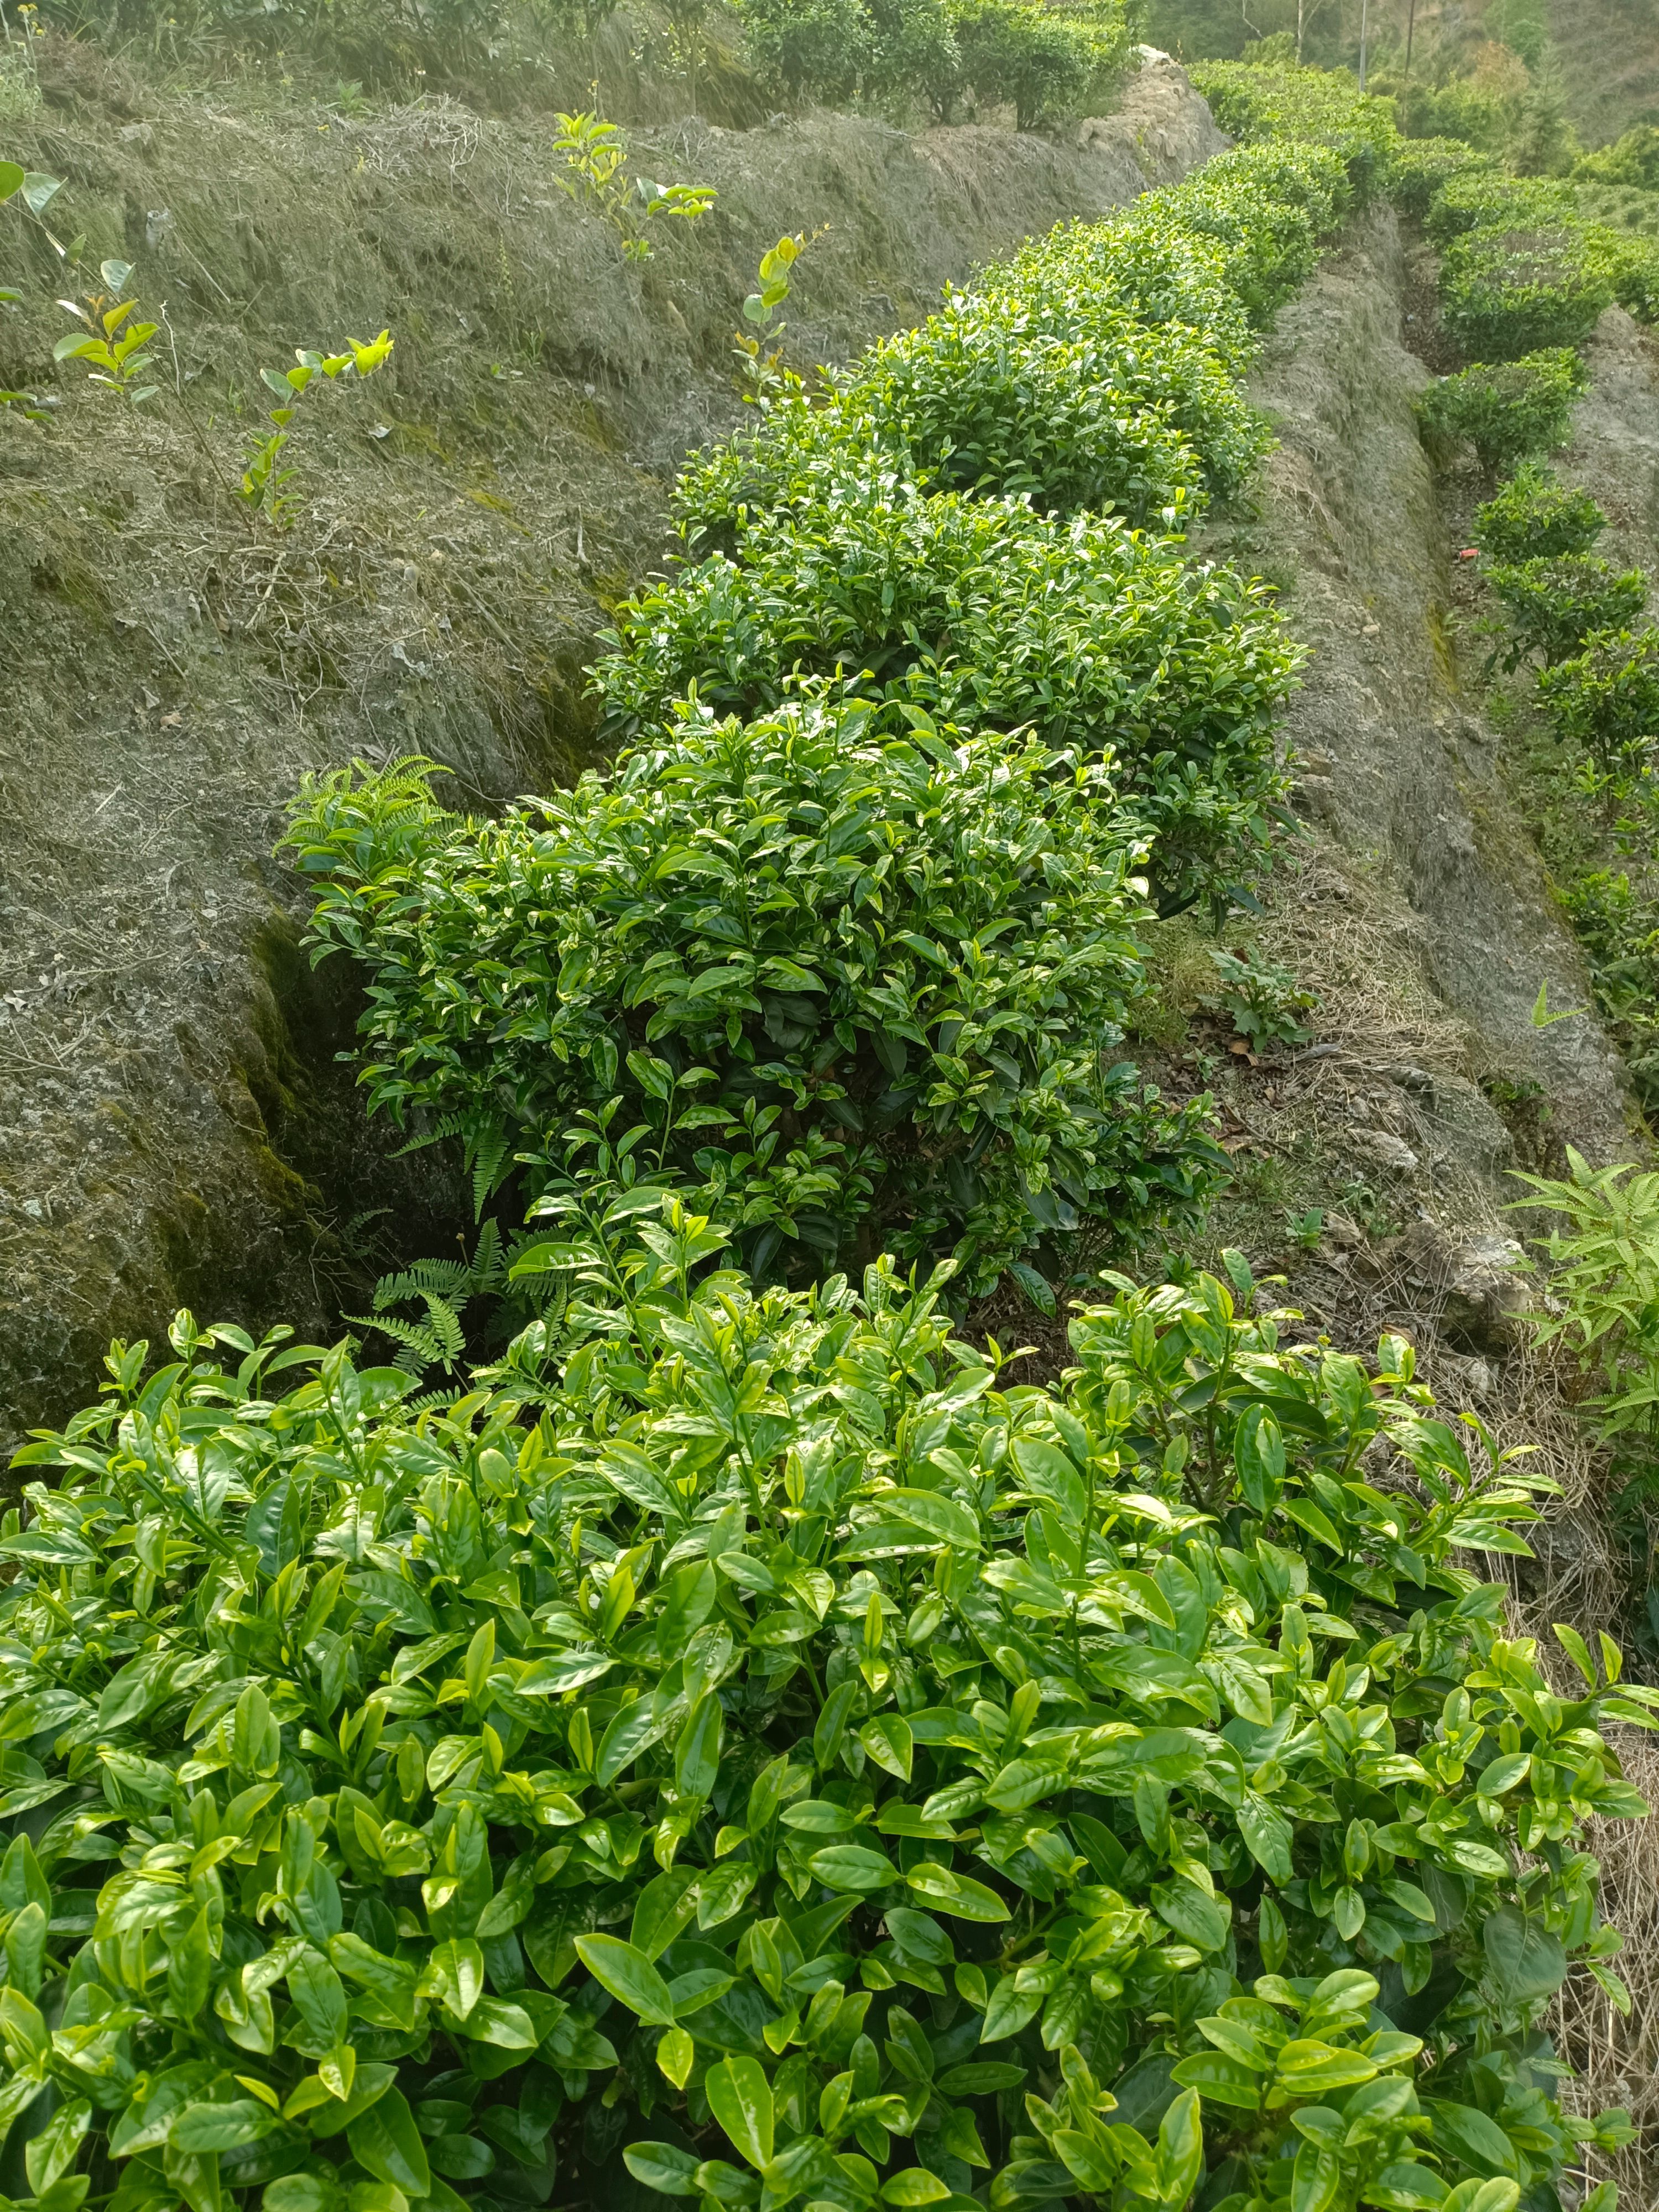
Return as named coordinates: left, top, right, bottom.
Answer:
left=1348, top=1128, right=1420, bottom=1172
left=1402, top=1225, right=1532, bottom=1352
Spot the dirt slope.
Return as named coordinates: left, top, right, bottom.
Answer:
left=0, top=50, right=1226, bottom=1452
left=1241, top=202, right=1634, bottom=1162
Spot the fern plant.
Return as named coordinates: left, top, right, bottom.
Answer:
left=347, top=1217, right=561, bottom=1391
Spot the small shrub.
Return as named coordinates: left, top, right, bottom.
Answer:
left=551, top=111, right=714, bottom=262
left=843, top=310, right=1199, bottom=520
left=1156, top=140, right=1349, bottom=324
left=836, top=294, right=1220, bottom=520
left=1414, top=346, right=1587, bottom=473
left=1537, top=625, right=1659, bottom=762
left=1385, top=134, right=1495, bottom=222
left=2, top=1251, right=1646, bottom=2212
left=998, top=208, right=1257, bottom=375
left=239, top=329, right=394, bottom=526
left=1583, top=220, right=1659, bottom=325
left=286, top=702, right=1225, bottom=1295
left=1473, top=461, right=1606, bottom=564
left=1558, top=868, right=1659, bottom=1109
left=51, top=255, right=159, bottom=403
left=1439, top=218, right=1615, bottom=359
left=1484, top=552, right=1648, bottom=667
left=1201, top=944, right=1317, bottom=1050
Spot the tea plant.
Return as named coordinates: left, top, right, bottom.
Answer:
left=1537, top=627, right=1659, bottom=766
left=0, top=1240, right=1644, bottom=2212
left=1386, top=137, right=1494, bottom=223
left=552, top=110, right=714, bottom=262
left=1473, top=463, right=1606, bottom=566
left=1415, top=349, right=1588, bottom=476
left=286, top=700, right=1225, bottom=1298
left=241, top=330, right=394, bottom=525
left=1440, top=219, right=1615, bottom=361
left=733, top=230, right=819, bottom=404
left=1483, top=554, right=1647, bottom=671
left=592, top=487, right=1298, bottom=919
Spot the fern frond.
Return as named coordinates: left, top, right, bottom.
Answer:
left=471, top=1128, right=513, bottom=1222
left=468, top=1215, right=506, bottom=1295
left=346, top=1312, right=450, bottom=1365
left=418, top=1290, right=466, bottom=1364
left=371, top=1259, right=469, bottom=1307
left=395, top=1113, right=474, bottom=1158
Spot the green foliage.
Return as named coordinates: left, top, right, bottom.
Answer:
left=1484, top=554, right=1648, bottom=670
left=735, top=0, right=1138, bottom=128
left=1472, top=463, right=1606, bottom=566
left=1413, top=347, right=1587, bottom=474
left=682, top=269, right=1270, bottom=538
left=1422, top=171, right=1579, bottom=247
left=1199, top=946, right=1317, bottom=1051
left=1190, top=61, right=1401, bottom=203
left=592, top=491, right=1297, bottom=919
left=735, top=0, right=865, bottom=103
left=1557, top=867, right=1659, bottom=1112
left=351, top=1222, right=560, bottom=1391
left=1389, top=75, right=1524, bottom=158
left=51, top=257, right=159, bottom=403
left=1485, top=0, right=1546, bottom=69
left=1, top=1245, right=1646, bottom=2212
left=285, top=703, right=1225, bottom=1297
left=0, top=151, right=61, bottom=302
left=1438, top=218, right=1615, bottom=360
left=551, top=112, right=715, bottom=263
left=1582, top=221, right=1659, bottom=326
left=1537, top=626, right=1659, bottom=765
left=1147, top=141, right=1349, bottom=325
left=1512, top=1152, right=1659, bottom=1610
left=733, top=231, right=818, bottom=403
left=1385, top=138, right=1495, bottom=225
left=943, top=1, right=1093, bottom=132
left=1576, top=124, right=1659, bottom=193
left=994, top=207, right=1256, bottom=379
left=241, top=330, right=394, bottom=526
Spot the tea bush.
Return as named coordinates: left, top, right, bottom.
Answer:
left=1438, top=220, right=1615, bottom=359
left=994, top=216, right=1255, bottom=378
left=1422, top=171, right=1579, bottom=248
left=1189, top=61, right=1400, bottom=203
left=679, top=284, right=1270, bottom=546
left=1144, top=143, right=1349, bottom=325
left=837, top=293, right=1264, bottom=519
left=1385, top=139, right=1494, bottom=225
left=1413, top=347, right=1587, bottom=474
left=592, top=491, right=1299, bottom=917
left=1536, top=627, right=1659, bottom=763
left=1484, top=554, right=1647, bottom=669
left=285, top=701, right=1225, bottom=1297
left=1471, top=462, right=1605, bottom=566
left=0, top=1244, right=1644, bottom=2212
